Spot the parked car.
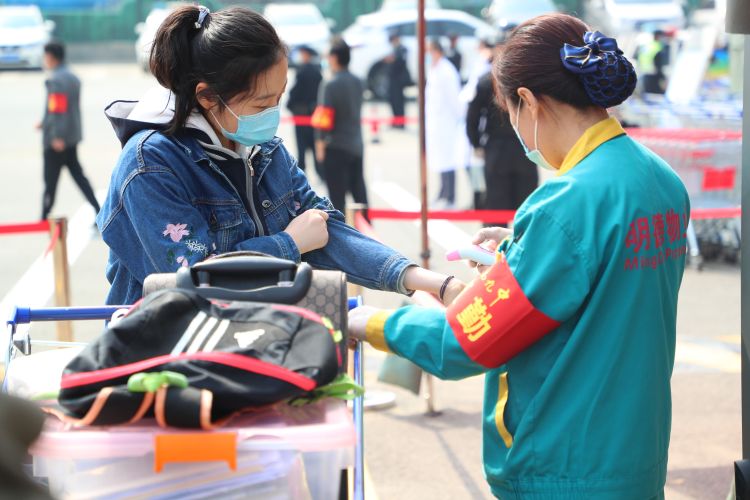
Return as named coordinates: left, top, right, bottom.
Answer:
left=263, top=3, right=331, bottom=66
left=134, top=3, right=185, bottom=72
left=483, top=0, right=558, bottom=31
left=0, top=5, right=55, bottom=70
left=583, top=0, right=686, bottom=36
left=343, top=9, right=495, bottom=99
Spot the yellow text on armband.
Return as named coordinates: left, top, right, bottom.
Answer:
left=456, top=296, right=493, bottom=342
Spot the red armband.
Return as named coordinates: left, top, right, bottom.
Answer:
left=310, top=105, right=334, bottom=131
left=446, top=256, right=560, bottom=368
left=48, top=93, right=68, bottom=114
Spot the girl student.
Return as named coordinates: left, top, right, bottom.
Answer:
left=97, top=5, right=465, bottom=306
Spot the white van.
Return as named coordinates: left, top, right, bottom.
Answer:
left=0, top=5, right=54, bottom=70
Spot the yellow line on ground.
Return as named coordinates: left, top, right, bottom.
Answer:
left=675, top=340, right=740, bottom=373
left=718, top=334, right=741, bottom=345
left=364, top=461, right=379, bottom=500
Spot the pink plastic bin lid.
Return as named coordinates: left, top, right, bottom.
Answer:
left=32, top=399, right=355, bottom=460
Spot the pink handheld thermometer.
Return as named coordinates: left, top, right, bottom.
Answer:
left=445, top=245, right=496, bottom=266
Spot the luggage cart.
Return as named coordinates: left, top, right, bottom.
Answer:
left=2, top=300, right=366, bottom=500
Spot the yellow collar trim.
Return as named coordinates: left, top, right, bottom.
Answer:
left=557, top=117, right=625, bottom=176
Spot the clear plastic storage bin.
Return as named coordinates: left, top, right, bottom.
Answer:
left=31, top=399, right=355, bottom=500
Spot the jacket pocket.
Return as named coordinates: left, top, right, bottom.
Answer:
left=195, top=202, right=243, bottom=253
left=260, top=191, right=294, bottom=233
left=495, top=371, right=514, bottom=448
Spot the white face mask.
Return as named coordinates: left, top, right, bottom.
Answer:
left=512, top=101, right=556, bottom=172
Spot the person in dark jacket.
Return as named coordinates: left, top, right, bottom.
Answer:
left=286, top=45, right=323, bottom=179
left=466, top=70, right=537, bottom=226
left=385, top=33, right=410, bottom=129
left=314, top=38, right=368, bottom=216
left=446, top=33, right=462, bottom=74
left=38, top=41, right=100, bottom=221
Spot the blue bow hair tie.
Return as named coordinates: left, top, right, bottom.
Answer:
left=561, top=31, right=621, bottom=74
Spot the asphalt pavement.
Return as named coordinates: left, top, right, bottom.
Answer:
left=0, top=63, right=741, bottom=499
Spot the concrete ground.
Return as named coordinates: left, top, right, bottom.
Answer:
left=0, top=63, right=741, bottom=499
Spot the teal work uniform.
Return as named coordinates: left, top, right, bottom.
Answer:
left=365, top=118, right=689, bottom=499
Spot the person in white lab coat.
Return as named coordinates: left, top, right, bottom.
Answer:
left=426, top=38, right=462, bottom=208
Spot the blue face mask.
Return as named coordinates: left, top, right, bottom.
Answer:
left=214, top=99, right=280, bottom=147
left=512, top=101, right=556, bottom=172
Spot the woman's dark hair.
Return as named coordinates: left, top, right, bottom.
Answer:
left=150, top=6, right=286, bottom=135
left=494, top=13, right=635, bottom=110
left=428, top=37, right=444, bottom=54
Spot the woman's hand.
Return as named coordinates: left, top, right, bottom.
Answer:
left=348, top=305, right=381, bottom=344
left=284, top=209, right=330, bottom=254
left=469, top=226, right=512, bottom=273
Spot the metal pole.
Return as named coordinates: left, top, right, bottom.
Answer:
left=417, top=0, right=429, bottom=271
left=741, top=35, right=750, bottom=460
left=416, top=0, right=438, bottom=416
left=50, top=218, right=72, bottom=342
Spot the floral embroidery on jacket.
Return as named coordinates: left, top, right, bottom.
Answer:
left=175, top=255, right=189, bottom=267
left=163, top=223, right=190, bottom=242
left=184, top=239, right=209, bottom=256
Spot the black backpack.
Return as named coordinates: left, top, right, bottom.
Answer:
left=57, top=258, right=344, bottom=429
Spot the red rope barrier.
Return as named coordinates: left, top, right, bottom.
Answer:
left=0, top=220, right=50, bottom=235
left=364, top=207, right=741, bottom=223
left=366, top=208, right=516, bottom=224
left=280, top=115, right=418, bottom=127
left=690, top=207, right=742, bottom=220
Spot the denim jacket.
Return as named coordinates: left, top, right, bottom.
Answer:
left=98, top=97, right=413, bottom=305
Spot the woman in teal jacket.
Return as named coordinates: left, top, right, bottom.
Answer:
left=350, top=14, right=689, bottom=500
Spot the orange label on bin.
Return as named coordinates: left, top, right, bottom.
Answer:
left=154, top=432, right=237, bottom=472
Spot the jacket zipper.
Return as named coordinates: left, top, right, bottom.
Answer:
left=246, top=153, right=265, bottom=236
left=60, top=351, right=316, bottom=391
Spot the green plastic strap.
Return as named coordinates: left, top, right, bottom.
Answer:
left=289, top=374, right=365, bottom=407
left=127, top=371, right=189, bottom=393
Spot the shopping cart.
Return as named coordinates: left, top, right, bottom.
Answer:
left=621, top=95, right=743, bottom=131
left=2, top=298, right=366, bottom=500
left=627, top=127, right=742, bottom=267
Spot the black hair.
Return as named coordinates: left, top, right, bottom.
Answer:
left=43, top=41, right=65, bottom=63
left=150, top=6, right=287, bottom=135
left=329, top=37, right=350, bottom=68
left=428, top=37, right=444, bottom=54
left=495, top=13, right=635, bottom=110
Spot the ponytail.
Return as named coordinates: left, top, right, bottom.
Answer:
left=149, top=6, right=286, bottom=135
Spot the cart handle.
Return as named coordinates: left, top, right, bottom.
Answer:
left=6, top=305, right=128, bottom=330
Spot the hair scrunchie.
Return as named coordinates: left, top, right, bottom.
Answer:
left=560, top=31, right=637, bottom=108
left=194, top=6, right=210, bottom=29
